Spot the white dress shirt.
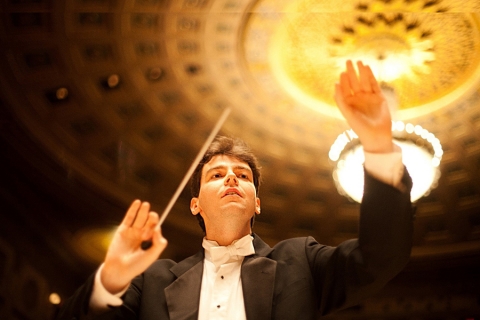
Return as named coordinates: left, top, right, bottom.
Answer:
left=198, top=235, right=254, bottom=320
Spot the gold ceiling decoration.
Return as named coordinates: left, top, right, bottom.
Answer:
left=243, top=0, right=480, bottom=119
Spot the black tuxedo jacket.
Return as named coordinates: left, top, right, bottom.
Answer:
left=59, top=170, right=414, bottom=320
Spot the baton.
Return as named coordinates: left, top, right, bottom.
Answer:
left=141, top=107, right=231, bottom=250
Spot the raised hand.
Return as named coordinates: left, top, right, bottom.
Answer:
left=334, top=60, right=394, bottom=153
left=101, top=200, right=167, bottom=294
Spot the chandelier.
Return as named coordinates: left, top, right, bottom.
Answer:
left=329, top=121, right=443, bottom=203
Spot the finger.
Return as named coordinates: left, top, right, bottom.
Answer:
left=334, top=84, right=353, bottom=118
left=121, top=199, right=141, bottom=227
left=339, top=72, right=352, bottom=98
left=132, top=202, right=150, bottom=229
left=142, top=213, right=167, bottom=253
left=365, top=64, right=382, bottom=94
left=151, top=225, right=168, bottom=251
left=346, top=60, right=361, bottom=93
left=357, top=61, right=372, bottom=92
left=141, top=212, right=159, bottom=240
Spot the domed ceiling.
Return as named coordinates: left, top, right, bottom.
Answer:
left=1, top=0, right=480, bottom=313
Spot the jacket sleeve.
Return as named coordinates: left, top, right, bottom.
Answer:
left=56, top=272, right=96, bottom=320
left=307, top=168, right=414, bottom=315
left=57, top=259, right=177, bottom=320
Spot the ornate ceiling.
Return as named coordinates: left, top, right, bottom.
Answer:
left=245, top=0, right=480, bottom=119
left=1, top=0, right=480, bottom=317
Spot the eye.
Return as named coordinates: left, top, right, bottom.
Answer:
left=212, top=173, right=222, bottom=178
left=237, top=172, right=251, bottom=180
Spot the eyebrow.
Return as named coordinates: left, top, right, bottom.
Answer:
left=204, top=164, right=252, bottom=176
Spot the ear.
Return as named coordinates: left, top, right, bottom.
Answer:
left=255, top=197, right=261, bottom=215
left=190, top=198, right=200, bottom=216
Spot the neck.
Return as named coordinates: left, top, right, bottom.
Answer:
left=205, top=225, right=251, bottom=246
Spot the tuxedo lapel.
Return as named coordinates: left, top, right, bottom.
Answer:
left=241, top=234, right=277, bottom=320
left=165, top=251, right=204, bottom=320
left=164, top=236, right=276, bottom=320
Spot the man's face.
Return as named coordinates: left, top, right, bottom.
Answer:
left=190, top=154, right=261, bottom=234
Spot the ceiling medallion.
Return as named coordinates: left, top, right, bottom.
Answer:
left=243, top=0, right=480, bottom=119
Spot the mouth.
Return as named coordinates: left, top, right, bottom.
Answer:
left=222, top=189, right=242, bottom=198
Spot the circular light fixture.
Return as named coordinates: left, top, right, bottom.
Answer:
left=55, top=87, right=69, bottom=100
left=329, top=121, right=442, bottom=202
left=49, top=292, right=61, bottom=305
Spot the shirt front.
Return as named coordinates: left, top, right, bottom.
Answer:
left=198, top=255, right=245, bottom=320
left=198, top=235, right=254, bottom=320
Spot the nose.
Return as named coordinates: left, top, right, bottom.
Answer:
left=224, top=171, right=238, bottom=186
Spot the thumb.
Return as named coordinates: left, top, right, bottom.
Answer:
left=154, top=227, right=167, bottom=246
left=150, top=228, right=168, bottom=254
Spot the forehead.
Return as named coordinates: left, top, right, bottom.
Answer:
left=202, top=154, right=251, bottom=174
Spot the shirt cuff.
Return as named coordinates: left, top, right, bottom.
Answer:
left=89, top=263, right=128, bottom=311
left=363, top=144, right=404, bottom=188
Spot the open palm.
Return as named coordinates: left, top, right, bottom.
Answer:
left=101, top=200, right=167, bottom=294
left=334, top=60, right=393, bottom=154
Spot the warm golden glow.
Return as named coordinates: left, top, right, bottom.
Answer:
left=72, top=228, right=116, bottom=263
left=243, top=0, right=480, bottom=119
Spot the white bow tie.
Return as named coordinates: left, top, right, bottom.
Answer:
left=204, top=235, right=255, bottom=269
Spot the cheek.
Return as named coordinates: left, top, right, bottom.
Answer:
left=244, top=186, right=258, bottom=204
left=244, top=182, right=257, bottom=196
left=197, top=186, right=215, bottom=208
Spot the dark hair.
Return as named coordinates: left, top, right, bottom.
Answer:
left=190, top=136, right=261, bottom=233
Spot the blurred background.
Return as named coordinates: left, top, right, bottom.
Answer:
left=1, top=0, right=480, bottom=319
